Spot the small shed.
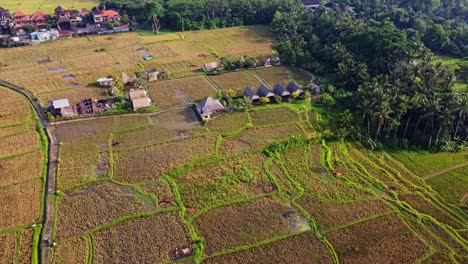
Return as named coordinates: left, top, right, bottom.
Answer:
left=273, top=84, right=290, bottom=100
left=195, top=97, right=225, bottom=121
left=97, top=77, right=114, bottom=87
left=257, top=84, right=274, bottom=100
left=243, top=87, right=260, bottom=104
left=145, top=69, right=159, bottom=82
left=132, top=97, right=152, bottom=110
left=308, top=83, right=321, bottom=96
left=120, top=72, right=136, bottom=86
left=202, top=62, right=221, bottom=72
left=259, top=57, right=272, bottom=68
left=286, top=82, right=304, bottom=95
left=52, top=98, right=75, bottom=117
left=129, top=88, right=147, bottom=100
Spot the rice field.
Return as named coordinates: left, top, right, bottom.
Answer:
left=0, top=179, right=42, bottom=231
left=0, top=26, right=273, bottom=105
left=92, top=212, right=192, bottom=263
left=208, top=71, right=264, bottom=94
left=255, top=67, right=292, bottom=87
left=147, top=76, right=217, bottom=108
left=327, top=215, right=430, bottom=264
left=55, top=182, right=153, bottom=239
left=2, top=26, right=461, bottom=263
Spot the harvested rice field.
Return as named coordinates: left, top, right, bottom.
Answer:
left=208, top=71, right=263, bottom=94
left=92, top=212, right=192, bottom=263
left=0, top=26, right=273, bottom=105
left=148, top=76, right=216, bottom=107
left=1, top=25, right=465, bottom=263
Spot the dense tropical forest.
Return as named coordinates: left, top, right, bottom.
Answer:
left=102, top=0, right=467, bottom=151
left=272, top=1, right=467, bottom=150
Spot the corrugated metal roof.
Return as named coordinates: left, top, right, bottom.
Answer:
left=52, top=98, right=70, bottom=109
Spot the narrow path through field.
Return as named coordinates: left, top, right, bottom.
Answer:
left=0, top=80, right=56, bottom=264
left=423, top=162, right=468, bottom=180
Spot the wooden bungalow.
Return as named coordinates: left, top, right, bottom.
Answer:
left=243, top=87, right=260, bottom=104
left=286, top=82, right=304, bottom=96
left=195, top=97, right=225, bottom=121
left=273, top=84, right=290, bottom=101
left=257, top=84, right=274, bottom=102
left=202, top=61, right=222, bottom=72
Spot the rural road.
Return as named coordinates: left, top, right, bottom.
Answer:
left=0, top=81, right=57, bottom=264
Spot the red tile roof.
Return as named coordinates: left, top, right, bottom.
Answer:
left=14, top=10, right=28, bottom=17
left=30, top=11, right=49, bottom=21
left=102, top=10, right=119, bottom=18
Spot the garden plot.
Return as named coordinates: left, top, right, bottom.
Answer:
left=250, top=107, right=299, bottom=127
left=220, top=125, right=302, bottom=155
left=52, top=237, right=88, bottom=264
left=148, top=76, right=217, bottom=108
left=0, top=179, right=42, bottom=231
left=0, top=150, right=43, bottom=187
left=194, top=197, right=310, bottom=255
left=176, top=154, right=271, bottom=214
left=55, top=182, right=153, bottom=239
left=208, top=71, right=263, bottom=94
left=115, top=135, right=216, bottom=183
left=92, top=212, right=192, bottom=263
left=255, top=67, right=291, bottom=87
left=204, top=232, right=333, bottom=264
left=327, top=215, right=430, bottom=264
left=298, top=195, right=393, bottom=231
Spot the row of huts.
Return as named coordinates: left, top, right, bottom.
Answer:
left=195, top=82, right=320, bottom=121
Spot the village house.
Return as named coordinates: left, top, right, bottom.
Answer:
left=30, top=29, right=59, bottom=42
left=257, top=84, right=275, bottom=101
left=144, top=69, right=160, bottom=82
left=0, top=7, right=12, bottom=34
left=273, top=84, right=290, bottom=100
left=129, top=89, right=152, bottom=110
left=52, top=98, right=76, bottom=117
left=202, top=61, right=222, bottom=72
left=13, top=11, right=50, bottom=30
left=302, top=0, right=321, bottom=9
left=243, top=87, right=260, bottom=105
left=195, top=97, right=225, bottom=121
left=55, top=5, right=87, bottom=31
left=0, top=7, right=11, bottom=25
left=97, top=77, right=114, bottom=87
left=92, top=7, right=120, bottom=24
left=286, top=82, right=304, bottom=96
